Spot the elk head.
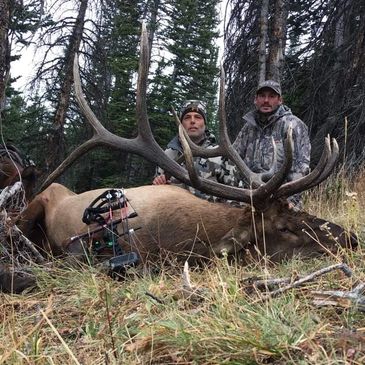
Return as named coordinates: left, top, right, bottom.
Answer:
left=35, top=24, right=356, bottom=263
left=237, top=201, right=357, bottom=263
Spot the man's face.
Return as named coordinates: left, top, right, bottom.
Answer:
left=254, top=88, right=282, bottom=114
left=181, top=112, right=206, bottom=143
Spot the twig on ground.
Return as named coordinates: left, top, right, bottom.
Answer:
left=312, top=282, right=365, bottom=312
left=243, top=275, right=300, bottom=290
left=250, top=263, right=353, bottom=301
left=145, top=291, right=165, bottom=304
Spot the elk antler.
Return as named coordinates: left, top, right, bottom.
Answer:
left=39, top=23, right=339, bottom=208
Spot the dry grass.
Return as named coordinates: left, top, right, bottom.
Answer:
left=1, top=177, right=365, bottom=364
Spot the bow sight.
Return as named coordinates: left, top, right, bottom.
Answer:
left=75, top=189, right=140, bottom=273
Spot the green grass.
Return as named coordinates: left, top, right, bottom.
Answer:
left=1, top=179, right=365, bottom=364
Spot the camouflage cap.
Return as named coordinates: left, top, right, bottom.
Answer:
left=179, top=100, right=207, bottom=123
left=256, top=80, right=282, bottom=96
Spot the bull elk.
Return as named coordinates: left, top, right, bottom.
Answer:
left=15, top=25, right=357, bottom=268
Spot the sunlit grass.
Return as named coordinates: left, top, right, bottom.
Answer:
left=1, top=177, right=365, bottom=364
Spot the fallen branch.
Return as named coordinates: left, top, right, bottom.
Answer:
left=243, top=275, right=300, bottom=290
left=145, top=291, right=164, bottom=304
left=312, top=282, right=365, bottom=312
left=251, top=263, right=352, bottom=301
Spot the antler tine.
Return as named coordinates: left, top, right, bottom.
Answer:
left=136, top=22, right=153, bottom=140
left=216, top=66, right=266, bottom=188
left=306, top=137, right=339, bottom=189
left=178, top=124, right=201, bottom=187
left=274, top=135, right=332, bottom=199
left=73, top=55, right=109, bottom=137
left=251, top=127, right=293, bottom=200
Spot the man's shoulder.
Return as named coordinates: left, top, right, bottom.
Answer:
left=242, top=110, right=257, bottom=125
left=166, top=135, right=182, bottom=151
left=278, top=106, right=307, bottom=128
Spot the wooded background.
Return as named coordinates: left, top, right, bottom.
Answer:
left=1, top=0, right=364, bottom=192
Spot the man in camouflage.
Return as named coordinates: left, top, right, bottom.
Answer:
left=220, top=80, right=311, bottom=209
left=152, top=100, right=221, bottom=200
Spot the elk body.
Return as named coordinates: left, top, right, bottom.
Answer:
left=17, top=183, right=357, bottom=265
left=14, top=25, right=357, bottom=268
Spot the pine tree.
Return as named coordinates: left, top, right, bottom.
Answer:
left=149, top=0, right=220, bottom=142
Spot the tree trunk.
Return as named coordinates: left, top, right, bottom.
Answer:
left=268, top=0, right=287, bottom=81
left=48, top=0, right=88, bottom=174
left=0, top=0, right=10, bottom=114
left=258, top=0, right=269, bottom=83
left=145, top=0, right=161, bottom=61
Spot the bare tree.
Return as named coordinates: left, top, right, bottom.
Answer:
left=47, top=0, right=89, bottom=174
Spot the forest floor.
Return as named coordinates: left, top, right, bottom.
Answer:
left=1, top=172, right=365, bottom=364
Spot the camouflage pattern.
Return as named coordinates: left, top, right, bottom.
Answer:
left=179, top=100, right=207, bottom=122
left=156, top=130, right=221, bottom=200
left=257, top=80, right=282, bottom=96
left=218, top=105, right=311, bottom=208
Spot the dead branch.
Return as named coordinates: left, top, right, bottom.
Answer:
left=312, top=282, right=365, bottom=312
left=251, top=263, right=353, bottom=301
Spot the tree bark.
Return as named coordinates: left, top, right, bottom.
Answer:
left=258, top=0, right=269, bottom=83
left=0, top=0, right=10, bottom=114
left=268, top=0, right=287, bottom=81
left=145, top=0, right=161, bottom=61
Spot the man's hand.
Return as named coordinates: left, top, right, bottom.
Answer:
left=152, top=174, right=170, bottom=185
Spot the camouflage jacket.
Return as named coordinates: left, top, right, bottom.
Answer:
left=156, top=130, right=221, bottom=200
left=219, top=105, right=311, bottom=208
